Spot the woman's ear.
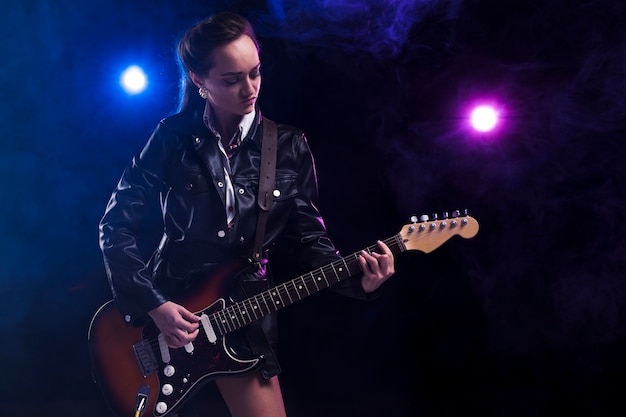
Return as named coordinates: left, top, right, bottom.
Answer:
left=189, top=72, right=204, bottom=89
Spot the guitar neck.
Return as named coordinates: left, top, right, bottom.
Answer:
left=208, top=233, right=406, bottom=336
left=206, top=213, right=479, bottom=338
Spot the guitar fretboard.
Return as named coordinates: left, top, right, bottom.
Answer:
left=208, top=233, right=406, bottom=336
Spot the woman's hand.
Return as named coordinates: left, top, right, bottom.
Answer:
left=358, top=240, right=395, bottom=293
left=148, top=301, right=201, bottom=348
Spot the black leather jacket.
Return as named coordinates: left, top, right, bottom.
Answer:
left=99, top=108, right=368, bottom=331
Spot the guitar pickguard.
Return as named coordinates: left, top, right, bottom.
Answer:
left=142, top=298, right=262, bottom=416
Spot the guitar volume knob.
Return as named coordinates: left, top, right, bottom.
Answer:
left=163, top=365, right=175, bottom=377
left=156, top=401, right=168, bottom=414
left=162, top=383, right=174, bottom=396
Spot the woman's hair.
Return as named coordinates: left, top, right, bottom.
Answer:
left=176, top=12, right=260, bottom=113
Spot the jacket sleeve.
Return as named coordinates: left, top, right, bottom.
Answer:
left=281, top=131, right=374, bottom=300
left=98, top=120, right=173, bottom=325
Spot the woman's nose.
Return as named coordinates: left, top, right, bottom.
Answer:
left=242, top=77, right=257, bottom=95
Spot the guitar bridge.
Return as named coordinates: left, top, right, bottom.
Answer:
left=133, top=339, right=158, bottom=377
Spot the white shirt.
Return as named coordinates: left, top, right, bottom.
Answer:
left=202, top=104, right=256, bottom=226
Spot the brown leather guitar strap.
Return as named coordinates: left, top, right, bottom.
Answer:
left=251, top=117, right=277, bottom=263
left=246, top=117, right=282, bottom=379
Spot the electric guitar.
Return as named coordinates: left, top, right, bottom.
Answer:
left=88, top=211, right=479, bottom=417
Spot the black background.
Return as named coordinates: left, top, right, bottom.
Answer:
left=2, top=0, right=625, bottom=416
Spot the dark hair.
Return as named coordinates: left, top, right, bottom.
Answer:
left=176, top=12, right=260, bottom=113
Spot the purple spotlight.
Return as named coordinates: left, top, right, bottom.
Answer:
left=470, top=105, right=498, bottom=132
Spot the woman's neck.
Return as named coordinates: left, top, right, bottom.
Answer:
left=205, top=102, right=241, bottom=142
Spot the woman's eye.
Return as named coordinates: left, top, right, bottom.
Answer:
left=224, top=78, right=239, bottom=85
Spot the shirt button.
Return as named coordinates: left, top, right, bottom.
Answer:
left=194, top=136, right=201, bottom=144
left=185, top=183, right=193, bottom=190
left=217, top=181, right=224, bottom=188
left=273, top=189, right=281, bottom=197
left=238, top=188, right=245, bottom=194
left=217, top=230, right=226, bottom=238
left=124, top=315, right=132, bottom=323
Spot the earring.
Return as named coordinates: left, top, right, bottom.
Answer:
left=198, top=87, right=208, bottom=99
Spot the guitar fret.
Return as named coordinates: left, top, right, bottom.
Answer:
left=320, top=266, right=331, bottom=287
left=282, top=282, right=294, bottom=305
left=345, top=255, right=357, bottom=276
left=236, top=305, right=247, bottom=328
left=238, top=303, right=251, bottom=326
left=286, top=279, right=303, bottom=301
left=338, top=260, right=347, bottom=281
left=309, top=274, right=318, bottom=292
left=227, top=307, right=241, bottom=330
left=341, top=260, right=349, bottom=279
left=259, top=291, right=271, bottom=314
left=283, top=281, right=294, bottom=302
left=270, top=288, right=283, bottom=309
left=226, top=311, right=236, bottom=331
left=328, top=263, right=339, bottom=285
left=217, top=309, right=233, bottom=333
left=352, top=253, right=361, bottom=273
left=309, top=271, right=320, bottom=291
left=238, top=301, right=249, bottom=322
left=213, top=310, right=223, bottom=333
left=297, top=276, right=310, bottom=296
left=341, top=258, right=353, bottom=277
left=248, top=298, right=261, bottom=320
left=232, top=306, right=242, bottom=327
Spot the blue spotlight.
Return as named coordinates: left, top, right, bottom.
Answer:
left=120, top=65, right=148, bottom=95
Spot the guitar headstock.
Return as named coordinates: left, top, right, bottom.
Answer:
left=399, top=211, right=479, bottom=253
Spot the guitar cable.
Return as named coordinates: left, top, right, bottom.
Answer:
left=134, top=397, right=146, bottom=417
left=134, top=384, right=150, bottom=417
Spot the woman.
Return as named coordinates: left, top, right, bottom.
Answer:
left=98, top=11, right=395, bottom=417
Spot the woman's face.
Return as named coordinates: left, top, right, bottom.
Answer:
left=194, top=34, right=261, bottom=121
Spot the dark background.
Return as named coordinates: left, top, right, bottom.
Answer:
left=2, top=0, right=625, bottom=416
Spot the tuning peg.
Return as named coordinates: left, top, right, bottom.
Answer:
left=419, top=214, right=429, bottom=222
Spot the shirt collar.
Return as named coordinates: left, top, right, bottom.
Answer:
left=202, top=101, right=256, bottom=149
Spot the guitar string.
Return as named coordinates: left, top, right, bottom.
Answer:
left=141, top=235, right=403, bottom=352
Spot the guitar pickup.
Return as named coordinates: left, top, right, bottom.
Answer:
left=200, top=313, right=217, bottom=343
left=132, top=339, right=159, bottom=377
